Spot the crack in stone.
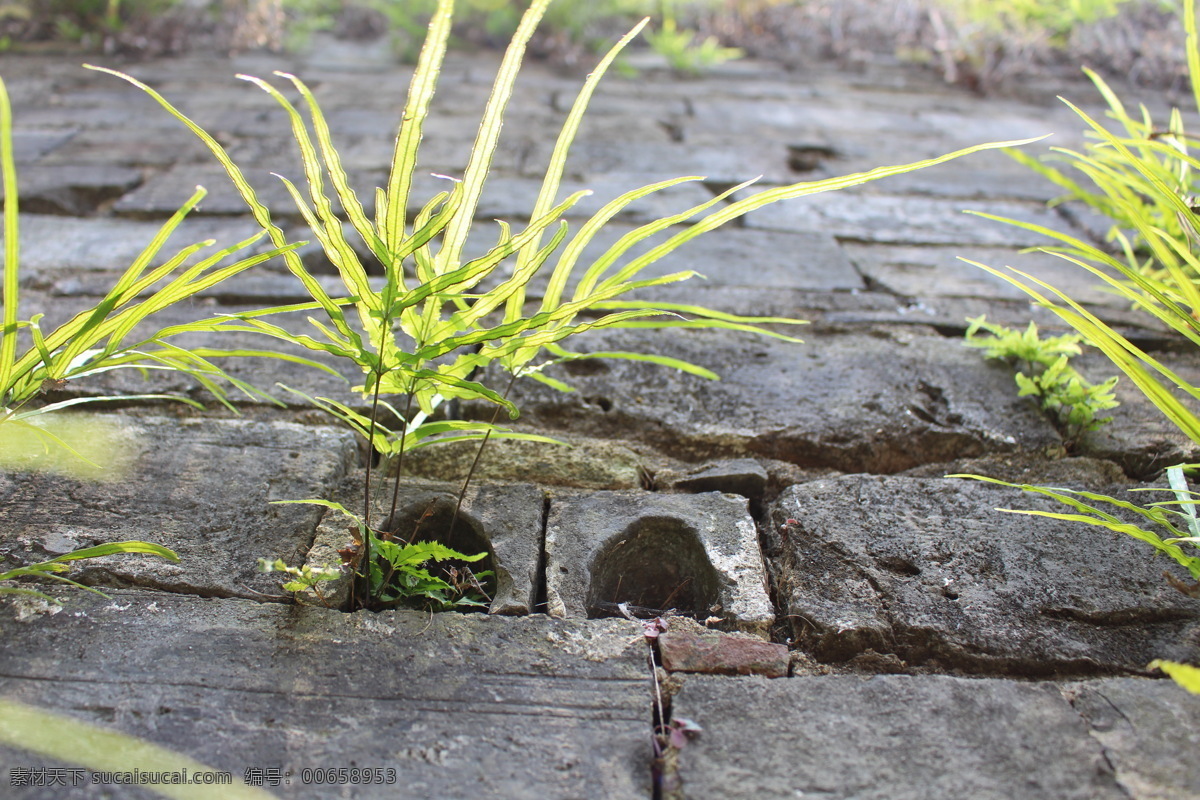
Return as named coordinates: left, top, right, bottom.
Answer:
left=1060, top=685, right=1137, bottom=800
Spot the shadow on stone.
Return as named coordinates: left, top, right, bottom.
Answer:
left=304, top=474, right=544, bottom=616
left=547, top=491, right=774, bottom=636
left=381, top=493, right=498, bottom=611
left=587, top=515, right=722, bottom=620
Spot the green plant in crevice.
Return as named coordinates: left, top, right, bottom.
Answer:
left=645, top=0, right=741, bottom=75
left=0, top=73, right=320, bottom=447
left=371, top=539, right=493, bottom=610
left=95, top=0, right=1038, bottom=612
left=964, top=315, right=1119, bottom=442
left=268, top=499, right=493, bottom=610
left=961, top=0, right=1200, bottom=453
left=257, top=556, right=342, bottom=607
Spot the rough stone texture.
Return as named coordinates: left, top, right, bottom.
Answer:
left=672, top=674, right=1130, bottom=800
left=46, top=267, right=347, bottom=306
left=2, top=214, right=269, bottom=275
left=659, top=630, right=789, bottom=677
left=397, top=433, right=645, bottom=490
left=744, top=192, right=1072, bottom=247
left=471, top=222, right=863, bottom=308
left=470, top=172, right=720, bottom=226
left=111, top=163, right=306, bottom=218
left=493, top=326, right=1061, bottom=472
left=1065, top=678, right=1200, bottom=800
left=0, top=164, right=142, bottom=215
left=843, top=242, right=1128, bottom=310
left=10, top=128, right=78, bottom=164
left=1074, top=350, right=1200, bottom=478
left=0, top=416, right=357, bottom=600
left=0, top=589, right=651, bottom=800
left=768, top=472, right=1200, bottom=673
left=545, top=490, right=774, bottom=635
left=37, top=127, right=214, bottom=167
left=656, top=458, right=769, bottom=499
left=304, top=474, right=545, bottom=615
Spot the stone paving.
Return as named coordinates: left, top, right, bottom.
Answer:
left=2, top=31, right=1200, bottom=800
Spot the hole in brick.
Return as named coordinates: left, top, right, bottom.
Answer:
left=586, top=516, right=721, bottom=619
left=876, top=556, right=921, bottom=577
left=381, top=497, right=496, bottom=612
left=562, top=359, right=610, bottom=376
left=786, top=143, right=839, bottom=172
left=584, top=395, right=613, bottom=412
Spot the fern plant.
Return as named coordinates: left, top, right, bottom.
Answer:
left=93, top=0, right=1036, bottom=611
left=0, top=69, right=308, bottom=604
left=0, top=74, right=319, bottom=449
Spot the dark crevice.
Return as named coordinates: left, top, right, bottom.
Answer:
left=657, top=119, right=685, bottom=143
left=587, top=518, right=721, bottom=621
left=752, top=509, right=794, bottom=648
left=786, top=143, right=839, bottom=173
left=1039, top=606, right=1197, bottom=627
left=648, top=635, right=678, bottom=800
left=533, top=493, right=550, bottom=614
left=63, top=574, right=270, bottom=603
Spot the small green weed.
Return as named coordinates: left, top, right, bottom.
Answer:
left=964, top=315, right=1119, bottom=440
left=257, top=557, right=342, bottom=607
left=645, top=0, right=741, bottom=75
left=2, top=0, right=182, bottom=49
left=964, top=0, right=1200, bottom=448
left=947, top=0, right=1134, bottom=44
left=267, top=500, right=493, bottom=611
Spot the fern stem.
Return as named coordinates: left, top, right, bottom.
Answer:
left=444, top=369, right=522, bottom=546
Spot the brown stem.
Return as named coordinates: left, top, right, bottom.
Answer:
left=356, top=370, right=385, bottom=609
left=445, top=369, right=521, bottom=546
left=388, top=390, right=418, bottom=535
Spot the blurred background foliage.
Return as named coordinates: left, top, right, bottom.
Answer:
left=0, top=0, right=1192, bottom=92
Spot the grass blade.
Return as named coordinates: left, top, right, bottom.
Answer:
left=382, top=0, right=454, bottom=247
left=435, top=0, right=551, bottom=273
left=0, top=76, right=19, bottom=394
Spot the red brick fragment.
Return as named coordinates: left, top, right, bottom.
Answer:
left=659, top=631, right=789, bottom=678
